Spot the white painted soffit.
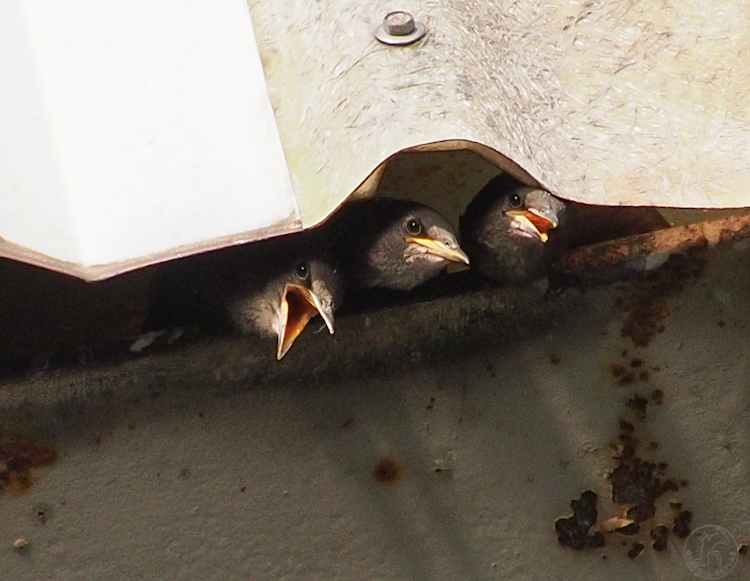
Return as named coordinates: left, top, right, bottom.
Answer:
left=3, top=0, right=750, bottom=281
left=0, top=0, right=299, bottom=281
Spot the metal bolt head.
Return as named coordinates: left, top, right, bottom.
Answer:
left=374, top=11, right=425, bottom=46
left=383, top=12, right=416, bottom=36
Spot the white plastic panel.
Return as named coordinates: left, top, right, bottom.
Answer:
left=0, top=0, right=297, bottom=268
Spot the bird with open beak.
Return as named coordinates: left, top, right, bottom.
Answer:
left=460, top=173, right=565, bottom=286
left=326, top=197, right=470, bottom=291
left=148, top=231, right=342, bottom=360
left=460, top=173, right=670, bottom=286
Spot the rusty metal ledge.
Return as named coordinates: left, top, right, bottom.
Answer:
left=2, top=212, right=749, bottom=417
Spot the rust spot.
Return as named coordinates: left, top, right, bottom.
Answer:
left=0, top=440, right=58, bottom=496
left=600, top=398, right=692, bottom=558
left=651, top=389, right=664, bottom=405
left=617, top=521, right=641, bottom=536
left=550, top=356, right=561, bottom=365
left=373, top=458, right=403, bottom=485
left=617, top=251, right=705, bottom=347
left=626, top=394, right=648, bottom=417
left=650, top=525, right=669, bottom=551
left=658, top=480, right=679, bottom=497
left=610, top=364, right=627, bottom=378
left=258, top=48, right=279, bottom=74
left=554, top=491, right=605, bottom=550
left=560, top=390, right=690, bottom=558
left=627, top=542, right=645, bottom=559
left=672, top=510, right=692, bottom=539
left=619, top=372, right=637, bottom=386
left=240, top=486, right=246, bottom=493
left=612, top=362, right=652, bottom=386
left=718, top=320, right=726, bottom=328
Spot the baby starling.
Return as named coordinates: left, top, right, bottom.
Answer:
left=460, top=173, right=669, bottom=285
left=326, top=197, right=469, bottom=291
left=460, top=174, right=565, bottom=285
left=149, top=231, right=343, bottom=359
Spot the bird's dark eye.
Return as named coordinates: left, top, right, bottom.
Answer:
left=294, top=262, right=309, bottom=281
left=404, top=217, right=422, bottom=235
left=508, top=193, right=523, bottom=208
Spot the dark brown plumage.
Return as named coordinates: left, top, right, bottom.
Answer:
left=460, top=173, right=669, bottom=285
left=326, top=197, right=469, bottom=291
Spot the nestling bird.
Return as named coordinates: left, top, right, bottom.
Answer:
left=460, top=173, right=669, bottom=285
left=148, top=231, right=343, bottom=359
left=326, top=197, right=470, bottom=291
left=460, top=174, right=565, bottom=285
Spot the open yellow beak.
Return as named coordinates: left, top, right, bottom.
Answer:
left=277, top=283, right=335, bottom=360
left=405, top=237, right=470, bottom=265
left=504, top=209, right=559, bottom=243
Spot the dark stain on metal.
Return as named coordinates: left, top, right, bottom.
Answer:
left=619, top=371, right=637, bottom=386
left=425, top=397, right=435, bottom=410
left=0, top=440, right=58, bottom=496
left=559, top=391, right=692, bottom=557
left=672, top=510, right=693, bottom=539
left=549, top=355, right=561, bottom=365
left=554, top=491, right=605, bottom=550
left=341, top=418, right=354, bottom=429
left=718, top=320, right=726, bottom=327
left=650, top=525, right=669, bottom=551
left=627, top=542, right=645, bottom=559
left=610, top=361, right=652, bottom=387
left=650, top=389, right=664, bottom=404
left=626, top=394, right=649, bottom=417
left=609, top=363, right=627, bottom=379
left=33, top=501, right=53, bottom=524
left=616, top=251, right=705, bottom=347
left=373, top=458, right=403, bottom=485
